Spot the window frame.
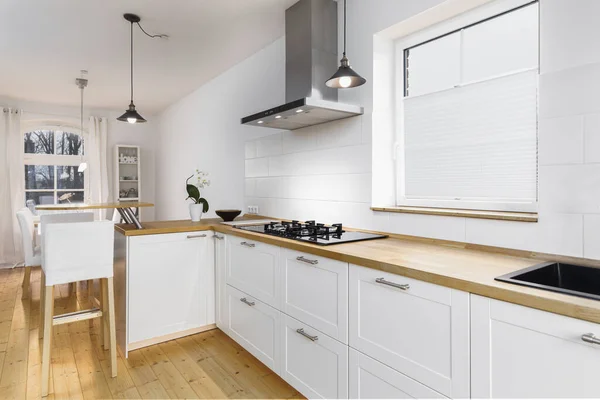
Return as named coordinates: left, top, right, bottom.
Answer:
left=23, top=122, right=89, bottom=205
left=394, top=0, right=539, bottom=213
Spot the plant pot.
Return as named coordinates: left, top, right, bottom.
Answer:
left=189, top=203, right=203, bottom=222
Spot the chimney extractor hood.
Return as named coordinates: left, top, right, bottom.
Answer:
left=241, top=0, right=363, bottom=131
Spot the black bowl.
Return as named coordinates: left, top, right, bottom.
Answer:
left=216, top=209, right=242, bottom=222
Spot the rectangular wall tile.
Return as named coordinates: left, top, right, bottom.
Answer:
left=584, top=214, right=600, bottom=260
left=245, top=178, right=256, bottom=197
left=282, top=127, right=318, bottom=154
left=538, top=116, right=584, bottom=165
left=255, top=177, right=283, bottom=198
left=245, top=141, right=257, bottom=160
left=315, top=116, right=362, bottom=150
left=280, top=174, right=372, bottom=203
left=465, top=212, right=583, bottom=257
left=268, top=144, right=372, bottom=177
left=539, top=164, right=600, bottom=214
left=255, top=133, right=283, bottom=158
left=388, top=213, right=466, bottom=242
left=245, top=157, right=269, bottom=178
left=584, top=113, right=600, bottom=163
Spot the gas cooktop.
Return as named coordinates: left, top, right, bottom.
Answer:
left=235, top=220, right=387, bottom=246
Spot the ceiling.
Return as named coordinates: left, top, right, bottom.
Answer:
left=0, top=0, right=298, bottom=114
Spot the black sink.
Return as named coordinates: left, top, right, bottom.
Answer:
left=496, top=262, right=600, bottom=301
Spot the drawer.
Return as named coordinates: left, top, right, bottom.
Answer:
left=227, top=236, right=280, bottom=307
left=281, top=249, right=348, bottom=343
left=226, top=284, right=280, bottom=373
left=349, top=264, right=469, bottom=398
left=349, top=348, right=446, bottom=399
left=281, top=314, right=348, bottom=399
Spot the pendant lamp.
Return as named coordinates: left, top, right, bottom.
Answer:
left=76, top=71, right=88, bottom=172
left=117, top=14, right=147, bottom=124
left=325, top=0, right=366, bottom=89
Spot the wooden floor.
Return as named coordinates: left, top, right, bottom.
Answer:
left=0, top=268, right=302, bottom=399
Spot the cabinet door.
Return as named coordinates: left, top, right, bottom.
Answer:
left=281, top=249, right=348, bottom=343
left=128, top=231, right=214, bottom=344
left=226, top=284, right=281, bottom=373
left=227, top=237, right=280, bottom=307
left=281, top=314, right=348, bottom=399
left=349, top=264, right=469, bottom=398
left=349, top=349, right=446, bottom=399
left=471, top=295, right=600, bottom=398
left=214, top=233, right=227, bottom=332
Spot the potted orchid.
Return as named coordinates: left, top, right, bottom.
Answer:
left=186, top=170, right=210, bottom=221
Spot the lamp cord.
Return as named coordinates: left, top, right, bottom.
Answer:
left=130, top=21, right=134, bottom=103
left=136, top=22, right=168, bottom=39
left=343, top=0, right=346, bottom=56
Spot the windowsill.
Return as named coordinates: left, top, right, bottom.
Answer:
left=371, top=206, right=538, bottom=223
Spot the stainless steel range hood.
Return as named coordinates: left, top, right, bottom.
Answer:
left=241, top=0, right=363, bottom=130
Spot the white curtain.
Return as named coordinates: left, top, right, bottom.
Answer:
left=0, top=108, right=24, bottom=264
left=87, top=116, right=109, bottom=219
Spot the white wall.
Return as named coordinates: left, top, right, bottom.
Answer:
left=244, top=0, right=600, bottom=260
left=0, top=97, right=157, bottom=220
left=154, top=37, right=285, bottom=220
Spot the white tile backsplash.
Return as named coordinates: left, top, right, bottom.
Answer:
left=282, top=127, right=318, bottom=154
left=388, top=213, right=466, bottom=242
left=538, top=116, right=584, bottom=165
left=315, top=117, right=362, bottom=149
left=584, top=113, right=600, bottom=163
left=244, top=157, right=269, bottom=178
left=255, top=133, right=283, bottom=158
left=539, top=164, right=600, bottom=214
left=584, top=214, right=600, bottom=259
left=280, top=174, right=372, bottom=203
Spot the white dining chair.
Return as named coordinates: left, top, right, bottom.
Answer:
left=16, top=208, right=40, bottom=299
left=40, top=212, right=95, bottom=298
left=40, top=220, right=116, bottom=397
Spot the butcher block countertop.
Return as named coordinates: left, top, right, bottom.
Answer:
left=115, top=218, right=600, bottom=325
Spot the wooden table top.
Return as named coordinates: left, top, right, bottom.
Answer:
left=115, top=217, right=600, bottom=325
left=36, top=202, right=154, bottom=211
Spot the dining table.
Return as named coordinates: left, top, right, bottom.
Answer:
left=35, top=202, right=154, bottom=229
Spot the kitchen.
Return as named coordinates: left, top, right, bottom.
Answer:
left=1, top=0, right=599, bottom=398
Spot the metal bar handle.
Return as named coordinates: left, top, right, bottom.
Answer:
left=240, top=241, right=256, bottom=248
left=296, top=328, right=318, bottom=341
left=296, top=256, right=318, bottom=265
left=240, top=297, right=255, bottom=307
left=582, top=333, right=600, bottom=345
left=214, top=234, right=224, bottom=240
left=187, top=234, right=207, bottom=239
left=375, top=277, right=410, bottom=291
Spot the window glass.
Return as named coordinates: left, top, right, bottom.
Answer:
left=462, top=4, right=538, bottom=83
left=57, top=191, right=84, bottom=203
left=25, top=191, right=55, bottom=206
left=24, top=165, right=54, bottom=190
left=56, top=131, right=84, bottom=155
left=57, top=166, right=84, bottom=189
left=24, top=130, right=54, bottom=154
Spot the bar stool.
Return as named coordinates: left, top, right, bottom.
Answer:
left=39, top=213, right=95, bottom=298
left=40, top=220, right=116, bottom=397
left=16, top=208, right=41, bottom=299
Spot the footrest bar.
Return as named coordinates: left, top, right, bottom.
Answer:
left=52, top=308, right=102, bottom=326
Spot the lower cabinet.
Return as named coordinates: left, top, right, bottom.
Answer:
left=349, top=264, right=470, bottom=398
left=280, top=314, right=348, bottom=399
left=349, top=348, right=447, bottom=399
left=226, top=284, right=281, bottom=373
left=214, top=233, right=228, bottom=333
left=471, top=294, right=600, bottom=398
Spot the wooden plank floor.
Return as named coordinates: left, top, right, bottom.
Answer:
left=0, top=268, right=303, bottom=399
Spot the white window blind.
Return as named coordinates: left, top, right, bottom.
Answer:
left=398, top=2, right=539, bottom=212
left=403, top=70, right=537, bottom=207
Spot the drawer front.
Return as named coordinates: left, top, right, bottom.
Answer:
left=472, top=295, right=600, bottom=398
left=349, top=349, right=447, bottom=399
left=281, top=314, right=348, bottom=399
left=227, top=236, right=280, bottom=307
left=349, top=264, right=469, bottom=398
left=226, top=284, right=280, bottom=373
left=281, top=249, right=348, bottom=343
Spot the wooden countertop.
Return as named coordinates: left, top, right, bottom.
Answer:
left=115, top=218, right=600, bottom=325
left=37, top=201, right=154, bottom=211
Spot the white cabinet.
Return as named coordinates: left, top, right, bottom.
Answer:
left=214, top=233, right=227, bottom=332
left=227, top=237, right=280, bottom=308
left=280, top=249, right=348, bottom=343
left=226, top=284, right=281, bottom=373
left=127, top=231, right=215, bottom=346
left=471, top=295, right=600, bottom=398
left=281, top=314, right=348, bottom=399
left=349, top=264, right=470, bottom=398
left=349, top=349, right=446, bottom=399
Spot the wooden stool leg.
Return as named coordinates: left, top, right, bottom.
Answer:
left=101, top=278, right=109, bottom=349
left=106, top=277, right=117, bottom=377
left=41, top=285, right=54, bottom=397
left=39, top=271, right=46, bottom=339
left=21, top=266, right=31, bottom=299
left=88, top=279, right=94, bottom=328
left=69, top=282, right=76, bottom=297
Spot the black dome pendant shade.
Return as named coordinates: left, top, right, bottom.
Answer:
left=118, top=13, right=146, bottom=124
left=326, top=0, right=366, bottom=89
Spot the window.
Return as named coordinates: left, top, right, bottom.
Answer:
left=23, top=126, right=88, bottom=206
left=396, top=2, right=539, bottom=213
